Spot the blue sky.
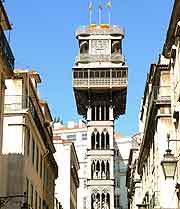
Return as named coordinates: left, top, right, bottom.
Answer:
left=5, top=0, right=173, bottom=136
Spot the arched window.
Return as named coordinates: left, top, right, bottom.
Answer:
left=96, top=132, right=100, bottom=149
left=91, top=161, right=95, bottom=179
left=107, top=193, right=110, bottom=208
left=80, top=40, right=89, bottom=54
left=96, top=105, right=100, bottom=121
left=101, top=105, right=105, bottom=121
left=91, top=194, right=95, bottom=209
left=106, top=132, right=110, bottom=149
left=106, top=105, right=109, bottom=120
left=102, top=193, right=106, bottom=208
left=106, top=161, right=110, bottom=179
left=91, top=132, right=95, bottom=149
left=101, top=132, right=105, bottom=149
left=92, top=106, right=95, bottom=121
left=101, top=161, right=106, bottom=179
left=96, top=161, right=100, bottom=179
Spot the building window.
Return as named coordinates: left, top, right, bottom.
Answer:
left=67, top=134, right=76, bottom=140
left=40, top=154, right=43, bottom=178
left=116, top=178, right=120, bottom=187
left=82, top=133, right=87, bottom=140
left=30, top=184, right=34, bottom=208
left=84, top=180, right=87, bottom=189
left=32, top=138, right=35, bottom=165
left=36, top=146, right=39, bottom=173
left=35, top=191, right=38, bottom=209
left=26, top=128, right=30, bottom=156
left=26, top=178, right=29, bottom=205
left=114, top=195, right=116, bottom=208
left=39, top=196, right=41, bottom=209
left=117, top=195, right=120, bottom=207
left=83, top=197, right=86, bottom=209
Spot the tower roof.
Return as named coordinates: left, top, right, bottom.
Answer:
left=76, top=24, right=124, bottom=37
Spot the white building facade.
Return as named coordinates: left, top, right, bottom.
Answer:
left=53, top=138, right=79, bottom=209
left=53, top=122, right=88, bottom=209
left=114, top=133, right=131, bottom=209
left=53, top=121, right=131, bottom=209
left=0, top=70, right=58, bottom=209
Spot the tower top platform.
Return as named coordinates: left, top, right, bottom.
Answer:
left=76, top=24, right=124, bottom=37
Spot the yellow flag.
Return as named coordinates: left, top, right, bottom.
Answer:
left=106, top=1, right=112, bottom=8
left=89, top=1, right=93, bottom=11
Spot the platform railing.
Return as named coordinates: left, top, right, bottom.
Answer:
left=73, top=77, right=127, bottom=88
left=76, top=25, right=124, bottom=36
left=76, top=53, right=124, bottom=63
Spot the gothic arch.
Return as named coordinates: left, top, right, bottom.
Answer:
left=101, top=132, right=105, bottom=149
left=106, top=132, right=110, bottom=149
left=91, top=132, right=95, bottom=149
left=96, top=132, right=100, bottom=149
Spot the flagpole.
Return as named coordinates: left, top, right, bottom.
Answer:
left=90, top=10, right=92, bottom=25
left=108, top=9, right=111, bottom=25
left=89, top=1, right=93, bottom=25
left=106, top=1, right=112, bottom=25
left=99, top=7, right=101, bottom=24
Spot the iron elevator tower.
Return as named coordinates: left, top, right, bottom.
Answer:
left=72, top=24, right=128, bottom=209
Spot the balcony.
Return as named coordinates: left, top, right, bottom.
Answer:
left=0, top=26, right=14, bottom=72
left=76, top=25, right=124, bottom=37
left=76, top=53, right=124, bottom=64
left=153, top=86, right=171, bottom=103
left=73, top=78, right=127, bottom=88
left=143, top=86, right=171, bottom=141
left=73, top=69, right=127, bottom=89
left=4, top=95, right=30, bottom=112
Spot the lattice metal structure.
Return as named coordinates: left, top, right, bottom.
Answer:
left=72, top=24, right=128, bottom=209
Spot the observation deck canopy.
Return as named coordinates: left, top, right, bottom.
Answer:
left=73, top=67, right=128, bottom=119
left=76, top=24, right=124, bottom=37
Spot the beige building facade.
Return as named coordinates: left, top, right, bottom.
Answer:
left=126, top=133, right=142, bottom=209
left=162, top=0, right=180, bottom=208
left=0, top=70, right=58, bottom=209
left=53, top=138, right=80, bottom=209
left=0, top=1, right=14, bottom=153
left=138, top=61, right=173, bottom=208
left=127, top=1, right=180, bottom=209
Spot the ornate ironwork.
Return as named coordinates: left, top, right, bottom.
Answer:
left=76, top=25, right=124, bottom=37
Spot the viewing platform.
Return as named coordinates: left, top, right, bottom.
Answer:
left=73, top=68, right=128, bottom=90
left=76, top=53, right=125, bottom=64
left=76, top=24, right=124, bottom=37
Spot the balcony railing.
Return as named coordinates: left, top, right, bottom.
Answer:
left=143, top=86, right=171, bottom=140
left=76, top=53, right=124, bottom=64
left=73, top=78, right=127, bottom=88
left=0, top=26, right=14, bottom=71
left=76, top=25, right=124, bottom=37
left=4, top=95, right=30, bottom=112
left=153, top=86, right=171, bottom=103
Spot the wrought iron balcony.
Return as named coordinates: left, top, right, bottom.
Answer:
left=73, top=69, right=128, bottom=89
left=73, top=78, right=127, bottom=88
left=0, top=26, right=14, bottom=71
left=76, top=25, right=124, bottom=37
left=4, top=95, right=30, bottom=112
left=152, top=86, right=171, bottom=104
left=76, top=53, right=124, bottom=64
